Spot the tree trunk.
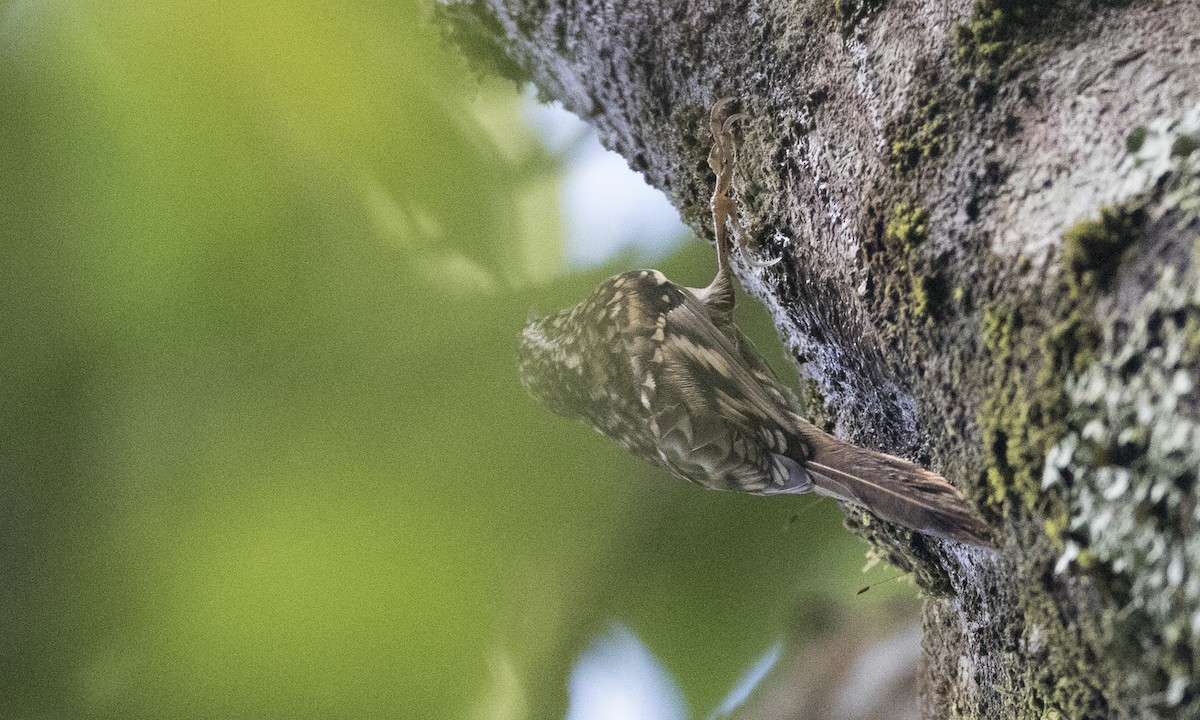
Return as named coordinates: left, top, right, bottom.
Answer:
left=440, top=0, right=1200, bottom=716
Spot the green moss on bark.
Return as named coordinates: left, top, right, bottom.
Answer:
left=871, top=203, right=946, bottom=320
left=979, top=303, right=1076, bottom=513
left=885, top=203, right=929, bottom=250
left=953, top=0, right=1053, bottom=101
left=1062, top=207, right=1145, bottom=293
left=887, top=69, right=954, bottom=172
left=977, top=206, right=1143, bottom=520
left=1017, top=583, right=1114, bottom=718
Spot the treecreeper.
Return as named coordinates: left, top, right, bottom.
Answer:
left=518, top=99, right=993, bottom=548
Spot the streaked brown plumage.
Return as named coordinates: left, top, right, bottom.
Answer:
left=517, top=99, right=993, bottom=548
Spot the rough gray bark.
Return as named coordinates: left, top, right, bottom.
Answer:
left=440, top=0, right=1200, bottom=716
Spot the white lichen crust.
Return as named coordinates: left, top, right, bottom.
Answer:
left=1049, top=268, right=1198, bottom=713
left=1045, top=106, right=1200, bottom=718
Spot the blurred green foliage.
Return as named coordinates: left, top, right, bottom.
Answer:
left=0, top=1, right=902, bottom=718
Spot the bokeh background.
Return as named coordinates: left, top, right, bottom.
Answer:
left=0, top=1, right=914, bottom=718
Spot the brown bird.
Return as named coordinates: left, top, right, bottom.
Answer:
left=517, top=99, right=993, bottom=548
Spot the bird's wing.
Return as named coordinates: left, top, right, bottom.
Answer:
left=662, top=290, right=796, bottom=427
left=641, top=287, right=803, bottom=491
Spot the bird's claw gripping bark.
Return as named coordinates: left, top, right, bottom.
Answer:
left=708, top=98, right=781, bottom=274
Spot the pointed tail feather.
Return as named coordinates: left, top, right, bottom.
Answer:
left=798, top=432, right=994, bottom=548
